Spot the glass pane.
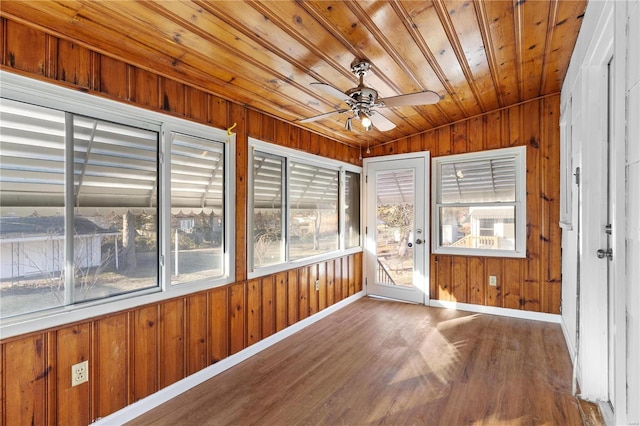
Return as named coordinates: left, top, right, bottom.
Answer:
left=73, top=116, right=158, bottom=302
left=439, top=205, right=516, bottom=250
left=289, top=161, right=339, bottom=260
left=170, top=132, right=225, bottom=284
left=440, top=157, right=516, bottom=203
left=252, top=151, right=285, bottom=267
left=375, top=169, right=414, bottom=288
left=345, top=171, right=360, bottom=249
left=0, top=99, right=66, bottom=318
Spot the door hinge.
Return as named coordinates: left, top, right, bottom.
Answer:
left=365, top=226, right=368, bottom=235
left=365, top=175, right=368, bottom=184
left=574, top=167, right=580, bottom=185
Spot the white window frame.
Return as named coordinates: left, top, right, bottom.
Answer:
left=432, top=146, right=527, bottom=258
left=248, top=138, right=362, bottom=278
left=163, top=121, right=235, bottom=289
left=0, top=71, right=235, bottom=338
left=343, top=169, right=361, bottom=250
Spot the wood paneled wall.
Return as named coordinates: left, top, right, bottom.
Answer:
left=0, top=18, right=362, bottom=425
left=367, top=96, right=562, bottom=314
left=0, top=255, right=362, bottom=425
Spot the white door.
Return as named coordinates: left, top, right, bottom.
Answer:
left=363, top=153, right=429, bottom=304
left=604, top=58, right=615, bottom=412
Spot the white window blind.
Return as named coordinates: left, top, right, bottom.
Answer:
left=440, top=157, right=516, bottom=203
left=170, top=132, right=224, bottom=209
left=0, top=98, right=66, bottom=207
left=73, top=115, right=158, bottom=208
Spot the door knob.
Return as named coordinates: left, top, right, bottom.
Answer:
left=596, top=248, right=613, bottom=260
left=408, top=239, right=423, bottom=248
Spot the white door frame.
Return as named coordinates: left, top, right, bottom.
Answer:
left=610, top=2, right=630, bottom=424
left=561, top=2, right=632, bottom=423
left=363, top=152, right=430, bottom=304
left=576, top=4, right=625, bottom=419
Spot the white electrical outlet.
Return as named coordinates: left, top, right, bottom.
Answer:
left=71, top=360, right=89, bottom=387
left=315, top=280, right=320, bottom=291
left=489, top=275, right=497, bottom=287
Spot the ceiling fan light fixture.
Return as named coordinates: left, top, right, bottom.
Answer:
left=359, top=111, right=372, bottom=128
left=345, top=116, right=353, bottom=131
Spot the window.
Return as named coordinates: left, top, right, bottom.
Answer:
left=252, top=151, right=285, bottom=268
left=344, top=171, right=361, bottom=249
left=73, top=115, right=160, bottom=301
left=0, top=72, right=233, bottom=325
left=288, top=160, right=339, bottom=260
left=170, top=132, right=226, bottom=285
left=249, top=139, right=361, bottom=275
left=432, top=146, right=526, bottom=258
left=0, top=100, right=160, bottom=318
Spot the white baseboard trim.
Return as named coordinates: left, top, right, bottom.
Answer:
left=93, top=291, right=364, bottom=425
left=597, top=399, right=615, bottom=426
left=428, top=300, right=562, bottom=323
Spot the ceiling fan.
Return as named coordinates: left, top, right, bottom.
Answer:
left=299, top=58, right=440, bottom=132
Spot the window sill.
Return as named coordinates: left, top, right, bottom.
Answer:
left=0, top=275, right=234, bottom=340
left=248, top=247, right=363, bottom=280
left=433, top=247, right=527, bottom=259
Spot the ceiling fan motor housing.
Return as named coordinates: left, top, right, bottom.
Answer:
left=345, top=86, right=379, bottom=115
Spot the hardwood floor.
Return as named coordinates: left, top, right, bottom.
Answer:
left=128, top=297, right=590, bottom=425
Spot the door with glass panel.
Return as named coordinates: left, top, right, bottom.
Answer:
left=363, top=154, right=429, bottom=304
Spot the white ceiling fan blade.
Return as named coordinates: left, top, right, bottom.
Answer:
left=298, top=109, right=348, bottom=123
left=310, top=82, right=349, bottom=101
left=379, top=90, right=440, bottom=107
left=368, top=111, right=396, bottom=131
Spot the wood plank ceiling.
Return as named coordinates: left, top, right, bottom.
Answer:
left=0, top=0, right=586, bottom=149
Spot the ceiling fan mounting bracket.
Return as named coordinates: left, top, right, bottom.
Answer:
left=350, top=58, right=371, bottom=77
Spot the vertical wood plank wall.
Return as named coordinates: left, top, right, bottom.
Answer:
left=0, top=17, right=560, bottom=425
left=367, top=96, right=562, bottom=314
left=0, top=18, right=362, bottom=425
